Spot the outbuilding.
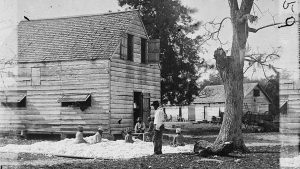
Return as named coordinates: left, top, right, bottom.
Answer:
left=192, top=83, right=272, bottom=122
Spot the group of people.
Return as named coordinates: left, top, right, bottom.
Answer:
left=74, top=101, right=185, bottom=155
left=74, top=126, right=103, bottom=144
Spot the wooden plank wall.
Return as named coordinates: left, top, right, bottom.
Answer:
left=280, top=79, right=300, bottom=133
left=109, top=59, right=160, bottom=134
left=110, top=14, right=160, bottom=134
left=0, top=59, right=110, bottom=134
left=243, top=86, right=270, bottom=114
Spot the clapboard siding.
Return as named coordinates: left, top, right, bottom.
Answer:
left=0, top=59, right=111, bottom=134
left=243, top=86, right=270, bottom=114
left=109, top=14, right=160, bottom=134
left=280, top=78, right=300, bottom=133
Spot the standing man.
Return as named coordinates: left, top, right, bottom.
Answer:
left=151, top=101, right=165, bottom=155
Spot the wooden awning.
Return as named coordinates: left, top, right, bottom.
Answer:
left=58, top=94, right=91, bottom=103
left=0, top=91, right=27, bottom=103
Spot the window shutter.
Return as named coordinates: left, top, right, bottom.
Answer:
left=148, top=39, right=160, bottom=63
left=141, top=38, right=147, bottom=64
left=120, top=33, right=127, bottom=60
left=31, top=67, right=41, bottom=86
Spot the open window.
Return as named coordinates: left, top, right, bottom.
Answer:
left=58, top=94, right=91, bottom=111
left=120, top=33, right=128, bottom=60
left=1, top=92, right=27, bottom=107
left=127, top=34, right=134, bottom=61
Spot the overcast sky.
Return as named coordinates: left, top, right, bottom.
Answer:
left=0, top=0, right=298, bottom=81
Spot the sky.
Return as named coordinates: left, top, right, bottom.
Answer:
left=0, top=0, right=299, bottom=85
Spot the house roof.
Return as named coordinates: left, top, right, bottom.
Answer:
left=193, top=83, right=272, bottom=104
left=18, top=10, right=145, bottom=62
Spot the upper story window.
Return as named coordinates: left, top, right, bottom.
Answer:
left=141, top=38, right=147, bottom=64
left=120, top=33, right=134, bottom=62
left=253, top=89, right=260, bottom=97
left=127, top=34, right=134, bottom=61
left=31, top=67, right=41, bottom=86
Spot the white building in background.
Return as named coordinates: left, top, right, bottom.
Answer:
left=192, top=83, right=272, bottom=122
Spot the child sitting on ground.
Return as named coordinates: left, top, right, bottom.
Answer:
left=134, top=117, right=146, bottom=133
left=74, top=126, right=87, bottom=144
left=91, top=127, right=103, bottom=144
left=125, top=129, right=134, bottom=143
left=172, top=128, right=185, bottom=147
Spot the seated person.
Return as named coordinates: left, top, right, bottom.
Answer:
left=74, top=126, right=87, bottom=144
left=172, top=128, right=185, bottom=146
left=134, top=117, right=146, bottom=133
left=125, top=129, right=134, bottom=143
left=91, top=126, right=103, bottom=144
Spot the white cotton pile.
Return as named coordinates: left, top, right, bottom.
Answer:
left=0, top=137, right=193, bottom=159
left=280, top=156, right=300, bottom=168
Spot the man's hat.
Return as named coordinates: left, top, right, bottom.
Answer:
left=98, top=126, right=103, bottom=131
left=137, top=117, right=142, bottom=121
left=151, top=101, right=160, bottom=106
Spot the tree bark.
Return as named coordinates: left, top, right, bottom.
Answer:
left=211, top=48, right=249, bottom=154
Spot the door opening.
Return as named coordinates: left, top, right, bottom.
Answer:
left=133, top=92, right=150, bottom=126
left=134, top=92, right=142, bottom=126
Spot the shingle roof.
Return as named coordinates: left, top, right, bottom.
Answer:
left=193, top=83, right=271, bottom=104
left=18, top=10, right=142, bottom=62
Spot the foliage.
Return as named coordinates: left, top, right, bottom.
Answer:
left=118, top=0, right=207, bottom=105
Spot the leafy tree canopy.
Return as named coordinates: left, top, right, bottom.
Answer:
left=118, top=0, right=207, bottom=105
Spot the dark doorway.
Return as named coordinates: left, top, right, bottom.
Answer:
left=134, top=92, right=142, bottom=125
left=133, top=92, right=151, bottom=126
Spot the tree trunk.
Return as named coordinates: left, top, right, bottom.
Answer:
left=211, top=47, right=249, bottom=154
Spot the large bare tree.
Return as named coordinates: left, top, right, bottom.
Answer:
left=202, top=0, right=284, bottom=155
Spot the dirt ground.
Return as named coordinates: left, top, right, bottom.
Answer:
left=0, top=132, right=298, bottom=169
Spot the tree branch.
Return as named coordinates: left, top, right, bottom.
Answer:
left=243, top=49, right=281, bottom=78
left=248, top=22, right=282, bottom=33
left=200, top=17, right=231, bottom=46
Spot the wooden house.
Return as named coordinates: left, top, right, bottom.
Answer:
left=192, top=83, right=272, bottom=122
left=0, top=10, right=161, bottom=136
left=280, top=79, right=300, bottom=133
left=279, top=14, right=300, bottom=134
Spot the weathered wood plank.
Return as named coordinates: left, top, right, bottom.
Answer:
left=111, top=77, right=160, bottom=87
left=110, top=61, right=160, bottom=73
left=18, top=59, right=108, bottom=68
